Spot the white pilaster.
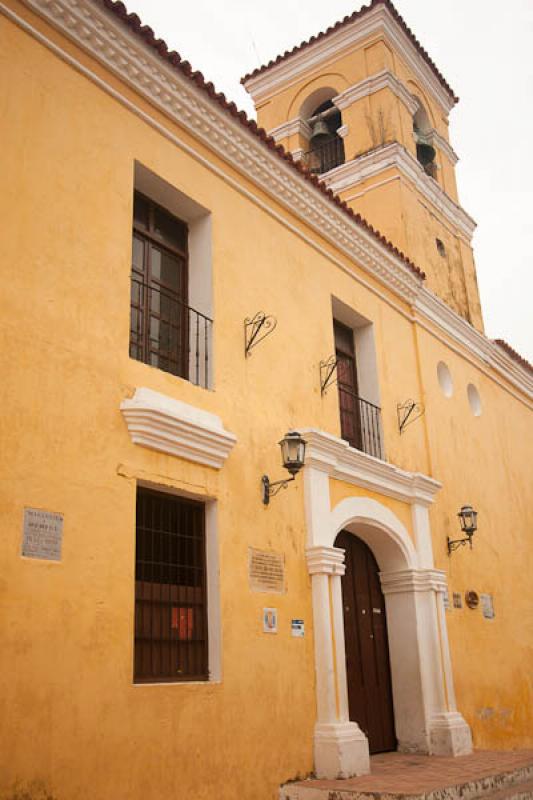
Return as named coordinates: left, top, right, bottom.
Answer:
left=306, top=545, right=370, bottom=778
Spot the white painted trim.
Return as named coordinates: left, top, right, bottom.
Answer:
left=120, top=388, right=237, bottom=468
left=321, top=142, right=475, bottom=242
left=432, top=129, right=459, bottom=165
left=300, top=428, right=442, bottom=506
left=333, top=69, right=418, bottom=115
left=336, top=124, right=349, bottom=139
left=303, top=471, right=472, bottom=760
left=6, top=2, right=532, bottom=401
left=267, top=116, right=311, bottom=143
left=243, top=5, right=455, bottom=115
left=306, top=545, right=346, bottom=575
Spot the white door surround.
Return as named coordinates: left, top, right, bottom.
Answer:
left=301, top=429, right=472, bottom=779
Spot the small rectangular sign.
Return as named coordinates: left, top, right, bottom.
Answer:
left=453, top=592, right=462, bottom=609
left=249, top=548, right=285, bottom=593
left=291, top=619, right=304, bottom=637
left=443, top=588, right=450, bottom=610
left=263, top=607, right=278, bottom=634
left=480, top=593, right=495, bottom=620
left=22, top=508, right=63, bottom=561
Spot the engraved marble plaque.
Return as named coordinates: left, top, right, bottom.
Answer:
left=249, top=548, right=285, bottom=593
left=22, top=508, right=63, bottom=561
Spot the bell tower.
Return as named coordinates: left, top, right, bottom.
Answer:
left=242, top=0, right=483, bottom=331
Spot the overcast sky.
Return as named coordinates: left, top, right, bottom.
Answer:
left=123, top=0, right=533, bottom=362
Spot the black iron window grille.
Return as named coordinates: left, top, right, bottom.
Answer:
left=338, top=386, right=384, bottom=460
left=130, top=191, right=212, bottom=388
left=134, top=488, right=208, bottom=683
left=303, top=137, right=345, bottom=174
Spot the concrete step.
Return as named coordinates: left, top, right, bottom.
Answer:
left=281, top=761, right=533, bottom=800
left=475, top=777, right=533, bottom=800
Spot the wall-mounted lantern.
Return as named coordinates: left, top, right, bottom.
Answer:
left=262, top=431, right=306, bottom=505
left=447, top=505, right=478, bottom=554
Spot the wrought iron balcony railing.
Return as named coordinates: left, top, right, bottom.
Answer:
left=302, top=137, right=345, bottom=175
left=338, top=386, right=384, bottom=460
left=130, top=276, right=212, bottom=389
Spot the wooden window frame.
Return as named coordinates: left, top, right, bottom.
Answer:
left=130, top=191, right=190, bottom=378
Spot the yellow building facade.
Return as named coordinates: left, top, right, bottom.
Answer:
left=0, top=1, right=532, bottom=799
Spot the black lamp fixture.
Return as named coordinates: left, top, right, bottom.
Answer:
left=447, top=505, right=478, bottom=554
left=262, top=431, right=307, bottom=505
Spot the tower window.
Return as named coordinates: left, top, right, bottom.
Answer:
left=305, top=99, right=345, bottom=174
left=436, top=238, right=446, bottom=257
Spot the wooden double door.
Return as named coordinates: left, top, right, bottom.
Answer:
left=336, top=530, right=396, bottom=753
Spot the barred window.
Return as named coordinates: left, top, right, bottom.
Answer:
left=134, top=488, right=208, bottom=683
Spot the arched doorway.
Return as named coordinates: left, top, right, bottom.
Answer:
left=336, top=530, right=396, bottom=753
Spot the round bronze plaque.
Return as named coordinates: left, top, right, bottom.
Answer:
left=465, top=590, right=479, bottom=609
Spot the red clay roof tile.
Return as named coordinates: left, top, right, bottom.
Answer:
left=493, top=340, right=533, bottom=375
left=241, top=0, right=458, bottom=104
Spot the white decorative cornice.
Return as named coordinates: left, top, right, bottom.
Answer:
left=306, top=545, right=346, bottom=576
left=336, top=124, right=349, bottom=139
left=380, top=568, right=447, bottom=595
left=120, top=388, right=237, bottom=469
left=243, top=5, right=455, bottom=115
left=300, top=429, right=442, bottom=506
left=333, top=69, right=418, bottom=115
left=17, top=0, right=422, bottom=305
left=268, top=117, right=311, bottom=143
left=320, top=142, right=476, bottom=243
left=432, top=130, right=459, bottom=165
left=10, top=1, right=532, bottom=402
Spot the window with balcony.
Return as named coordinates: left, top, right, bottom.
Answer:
left=332, top=301, right=383, bottom=460
left=130, top=164, right=213, bottom=388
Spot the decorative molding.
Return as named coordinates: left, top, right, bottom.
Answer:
left=380, top=568, right=448, bottom=595
left=320, top=142, right=476, bottom=242
left=432, top=130, right=459, bottom=165
left=267, top=116, right=311, bottom=143
left=415, top=289, right=533, bottom=398
left=333, top=69, right=418, bottom=115
left=306, top=545, right=346, bottom=575
left=18, top=0, right=422, bottom=305
left=336, top=124, right=349, bottom=139
left=243, top=5, right=455, bottom=115
left=11, top=1, right=532, bottom=401
left=120, top=388, right=237, bottom=469
left=300, top=428, right=442, bottom=506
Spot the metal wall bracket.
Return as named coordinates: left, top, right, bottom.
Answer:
left=397, top=399, right=424, bottom=433
left=320, top=356, right=338, bottom=395
left=244, top=312, right=277, bottom=357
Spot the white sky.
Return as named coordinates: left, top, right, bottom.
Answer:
left=123, top=0, right=533, bottom=362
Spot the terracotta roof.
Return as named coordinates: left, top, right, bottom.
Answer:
left=97, top=0, right=425, bottom=281
left=241, top=0, right=458, bottom=104
left=493, top=339, right=533, bottom=375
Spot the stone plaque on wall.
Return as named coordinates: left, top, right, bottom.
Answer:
left=249, top=548, right=285, bottom=593
left=22, top=508, right=64, bottom=561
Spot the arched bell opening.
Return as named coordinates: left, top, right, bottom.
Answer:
left=413, top=99, right=437, bottom=178
left=304, top=98, right=345, bottom=174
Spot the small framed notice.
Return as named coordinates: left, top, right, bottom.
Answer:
left=480, top=593, right=495, bottom=620
left=263, top=608, right=278, bottom=634
left=22, top=508, right=64, bottom=561
left=291, top=619, right=304, bottom=638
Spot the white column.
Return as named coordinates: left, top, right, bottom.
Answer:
left=380, top=569, right=472, bottom=756
left=306, top=546, right=370, bottom=779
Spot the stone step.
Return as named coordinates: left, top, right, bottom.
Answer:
left=281, top=762, right=533, bottom=800
left=475, top=777, right=533, bottom=800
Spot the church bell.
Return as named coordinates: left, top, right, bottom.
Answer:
left=310, top=116, right=330, bottom=143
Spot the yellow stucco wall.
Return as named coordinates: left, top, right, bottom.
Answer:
left=0, top=5, right=532, bottom=800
